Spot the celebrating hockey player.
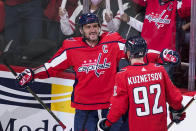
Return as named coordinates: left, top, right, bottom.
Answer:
left=16, top=13, right=126, bottom=131
left=97, top=36, right=186, bottom=131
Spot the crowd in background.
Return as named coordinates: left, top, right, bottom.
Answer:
left=0, top=0, right=192, bottom=87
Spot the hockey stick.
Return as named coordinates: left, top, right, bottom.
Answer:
left=83, top=0, right=90, bottom=14
left=106, top=0, right=111, bottom=14
left=0, top=42, right=66, bottom=130
left=61, top=0, right=67, bottom=9
left=117, top=0, right=124, bottom=15
left=167, top=95, right=196, bottom=130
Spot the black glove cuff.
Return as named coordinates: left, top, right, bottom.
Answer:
left=169, top=106, right=184, bottom=113
left=100, top=119, right=110, bottom=131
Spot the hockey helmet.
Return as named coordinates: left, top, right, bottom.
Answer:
left=125, top=36, right=148, bottom=58
left=79, top=13, right=100, bottom=27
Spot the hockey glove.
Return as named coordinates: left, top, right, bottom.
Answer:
left=160, top=49, right=181, bottom=65
left=169, top=106, right=186, bottom=124
left=16, top=68, right=34, bottom=88
left=97, top=118, right=111, bottom=131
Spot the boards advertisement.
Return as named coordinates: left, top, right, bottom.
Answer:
left=0, top=65, right=75, bottom=131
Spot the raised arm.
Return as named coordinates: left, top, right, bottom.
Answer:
left=59, top=1, right=82, bottom=35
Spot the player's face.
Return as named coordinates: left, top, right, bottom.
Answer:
left=81, top=23, right=100, bottom=42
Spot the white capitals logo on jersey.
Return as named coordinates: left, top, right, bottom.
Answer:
left=77, top=45, right=111, bottom=77
left=145, top=10, right=171, bottom=29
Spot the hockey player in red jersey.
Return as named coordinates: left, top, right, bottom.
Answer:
left=97, top=36, right=186, bottom=131
left=111, top=0, right=191, bottom=52
left=16, top=13, right=181, bottom=131
left=16, top=13, right=126, bottom=131
left=132, top=0, right=191, bottom=52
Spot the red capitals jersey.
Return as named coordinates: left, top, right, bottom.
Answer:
left=133, top=0, right=191, bottom=52
left=33, top=32, right=126, bottom=110
left=107, top=63, right=183, bottom=131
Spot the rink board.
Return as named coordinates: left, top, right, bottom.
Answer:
left=0, top=65, right=75, bottom=131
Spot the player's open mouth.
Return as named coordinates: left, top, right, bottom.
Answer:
left=89, top=33, right=98, bottom=37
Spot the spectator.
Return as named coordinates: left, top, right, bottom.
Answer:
left=4, top=0, right=43, bottom=60
left=97, top=36, right=186, bottom=131
left=107, top=0, right=145, bottom=39
left=44, top=0, right=78, bottom=47
left=59, top=0, right=119, bottom=37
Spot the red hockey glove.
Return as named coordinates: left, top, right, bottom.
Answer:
left=97, top=118, right=111, bottom=131
left=16, top=68, right=34, bottom=88
left=160, top=49, right=181, bottom=65
left=169, top=106, right=186, bottom=124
